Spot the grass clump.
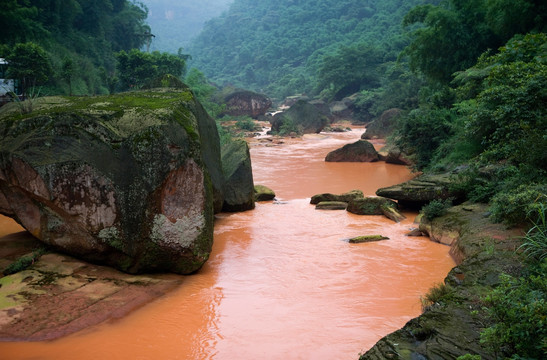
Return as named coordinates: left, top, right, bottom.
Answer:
left=420, top=282, right=453, bottom=311
left=3, top=247, right=48, bottom=276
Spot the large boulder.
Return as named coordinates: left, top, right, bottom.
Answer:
left=361, top=108, right=401, bottom=139
left=325, top=140, right=380, bottom=162
left=271, top=100, right=329, bottom=134
left=0, top=88, right=222, bottom=274
left=376, top=173, right=463, bottom=209
left=221, top=139, right=255, bottom=212
left=223, top=90, right=272, bottom=118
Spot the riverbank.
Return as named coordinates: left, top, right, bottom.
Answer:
left=360, top=202, right=524, bottom=359
left=0, top=217, right=183, bottom=341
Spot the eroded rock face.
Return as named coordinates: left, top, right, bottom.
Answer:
left=0, top=89, right=221, bottom=274
left=325, top=140, right=379, bottom=162
left=224, top=90, right=272, bottom=118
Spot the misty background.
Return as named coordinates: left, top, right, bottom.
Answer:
left=141, top=0, right=233, bottom=53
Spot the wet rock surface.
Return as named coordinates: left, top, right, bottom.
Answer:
left=0, top=222, right=182, bottom=341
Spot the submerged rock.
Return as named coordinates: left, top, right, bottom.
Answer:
left=0, top=88, right=222, bottom=274
left=254, top=185, right=276, bottom=201
left=221, top=139, right=255, bottom=212
left=325, top=140, right=379, bottom=162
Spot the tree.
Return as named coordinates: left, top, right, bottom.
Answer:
left=116, top=49, right=186, bottom=89
left=5, top=42, right=52, bottom=98
left=61, top=57, right=75, bottom=96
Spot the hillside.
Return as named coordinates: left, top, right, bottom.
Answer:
left=189, top=0, right=436, bottom=99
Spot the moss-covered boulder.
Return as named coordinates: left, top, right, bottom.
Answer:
left=376, top=173, right=463, bottom=209
left=271, top=100, right=329, bottom=134
left=221, top=139, right=255, bottom=212
left=315, top=201, right=348, bottom=210
left=254, top=185, right=276, bottom=201
left=0, top=88, right=222, bottom=274
left=347, top=196, right=405, bottom=222
left=310, top=189, right=364, bottom=205
left=325, top=140, right=380, bottom=162
left=348, top=235, right=389, bottom=243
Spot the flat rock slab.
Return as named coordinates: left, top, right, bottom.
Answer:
left=0, top=224, right=182, bottom=341
left=315, top=201, right=348, bottom=210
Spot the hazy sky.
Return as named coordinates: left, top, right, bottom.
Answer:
left=140, top=0, right=234, bottom=52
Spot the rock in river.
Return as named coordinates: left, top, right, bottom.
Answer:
left=221, top=139, right=255, bottom=212
left=0, top=88, right=223, bottom=274
left=325, top=140, right=379, bottom=162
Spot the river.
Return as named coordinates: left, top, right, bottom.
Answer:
left=0, top=127, right=455, bottom=359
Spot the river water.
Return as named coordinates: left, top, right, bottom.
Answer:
left=0, top=128, right=455, bottom=359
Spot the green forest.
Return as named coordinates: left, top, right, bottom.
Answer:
left=1, top=0, right=546, bottom=357
left=0, top=0, right=188, bottom=96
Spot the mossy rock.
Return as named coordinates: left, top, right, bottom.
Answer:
left=254, top=185, right=275, bottom=201
left=348, top=235, right=389, bottom=243
left=0, top=88, right=221, bottom=274
left=325, top=140, right=380, bottom=162
left=315, top=201, right=348, bottom=210
left=347, top=197, right=397, bottom=215
left=221, top=139, right=255, bottom=212
left=376, top=173, right=463, bottom=209
left=310, top=189, right=364, bottom=204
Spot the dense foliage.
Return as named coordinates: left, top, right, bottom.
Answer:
left=190, top=0, right=436, bottom=99
left=0, top=0, right=152, bottom=95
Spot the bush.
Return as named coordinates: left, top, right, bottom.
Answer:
left=235, top=117, right=258, bottom=131
left=490, top=184, right=547, bottom=227
left=421, top=198, right=453, bottom=221
left=480, top=267, right=547, bottom=358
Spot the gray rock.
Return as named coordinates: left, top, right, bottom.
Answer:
left=221, top=139, right=255, bottom=212
left=325, top=140, right=379, bottom=162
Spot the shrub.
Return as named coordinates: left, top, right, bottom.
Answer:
left=490, top=184, right=547, bottom=227
left=235, top=117, right=258, bottom=131
left=421, top=198, right=453, bottom=221
left=480, top=268, right=547, bottom=358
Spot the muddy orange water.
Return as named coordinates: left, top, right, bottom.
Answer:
left=0, top=128, right=455, bottom=359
